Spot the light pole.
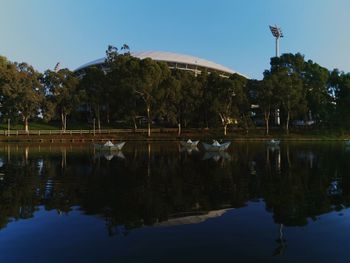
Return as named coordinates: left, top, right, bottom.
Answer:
left=269, top=25, right=284, bottom=57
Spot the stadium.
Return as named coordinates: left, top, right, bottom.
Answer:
left=75, top=51, right=246, bottom=78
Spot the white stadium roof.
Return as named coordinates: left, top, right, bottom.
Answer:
left=76, top=51, right=245, bottom=77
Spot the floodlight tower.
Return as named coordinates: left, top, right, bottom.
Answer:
left=269, top=25, right=284, bottom=126
left=54, top=62, right=60, bottom=72
left=269, top=25, right=284, bottom=57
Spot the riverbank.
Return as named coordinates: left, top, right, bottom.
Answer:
left=0, top=128, right=349, bottom=142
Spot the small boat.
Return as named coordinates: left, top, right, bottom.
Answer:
left=202, top=140, right=231, bottom=151
left=94, top=141, right=126, bottom=151
left=180, top=139, right=200, bottom=147
left=267, top=139, right=280, bottom=145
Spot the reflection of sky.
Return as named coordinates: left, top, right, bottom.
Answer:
left=1, top=203, right=350, bottom=262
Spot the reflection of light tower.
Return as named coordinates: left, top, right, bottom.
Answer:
left=269, top=25, right=284, bottom=57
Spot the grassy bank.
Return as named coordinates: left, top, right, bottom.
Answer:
left=0, top=126, right=348, bottom=143
left=0, top=121, right=99, bottom=130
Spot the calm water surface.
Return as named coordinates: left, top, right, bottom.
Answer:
left=0, top=142, right=349, bottom=262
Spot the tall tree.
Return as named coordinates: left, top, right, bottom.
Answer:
left=330, top=70, right=350, bottom=128
left=79, top=67, right=106, bottom=130
left=209, top=74, right=238, bottom=136
left=303, top=60, right=332, bottom=124
left=159, top=75, right=182, bottom=135
left=256, top=76, right=277, bottom=135
left=43, top=69, right=80, bottom=131
left=267, top=53, right=308, bottom=134
left=133, top=59, right=168, bottom=137
left=196, top=68, right=213, bottom=128
left=0, top=56, right=12, bottom=116
left=171, top=70, right=201, bottom=133
left=105, top=44, right=142, bottom=127
left=230, top=73, right=249, bottom=133
left=106, top=54, right=142, bottom=130
left=159, top=70, right=201, bottom=136
left=1, top=62, right=43, bottom=132
left=272, top=69, right=306, bottom=134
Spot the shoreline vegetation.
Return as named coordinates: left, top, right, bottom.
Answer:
left=0, top=125, right=349, bottom=142
left=2, top=47, right=350, bottom=139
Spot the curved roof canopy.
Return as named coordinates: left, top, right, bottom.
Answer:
left=76, top=51, right=244, bottom=77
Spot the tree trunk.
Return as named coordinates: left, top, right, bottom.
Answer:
left=242, top=113, right=249, bottom=134
left=97, top=104, right=101, bottom=131
left=88, top=104, right=93, bottom=122
left=61, top=112, right=65, bottom=131
left=286, top=111, right=290, bottom=135
left=147, top=106, right=151, bottom=137
left=106, top=103, right=110, bottom=124
left=219, top=114, right=226, bottom=135
left=178, top=122, right=181, bottom=136
left=24, top=116, right=29, bottom=133
left=132, top=116, right=138, bottom=131
left=205, top=111, right=209, bottom=129
left=264, top=110, right=270, bottom=135
left=64, top=114, right=67, bottom=131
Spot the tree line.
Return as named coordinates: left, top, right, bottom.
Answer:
left=1, top=46, right=350, bottom=135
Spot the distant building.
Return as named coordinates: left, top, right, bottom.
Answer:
left=75, top=51, right=247, bottom=78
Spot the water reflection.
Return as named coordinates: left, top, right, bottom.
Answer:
left=154, top=208, right=232, bottom=227
left=93, top=151, right=126, bottom=161
left=0, top=142, right=349, bottom=237
left=202, top=151, right=231, bottom=162
left=274, top=224, right=287, bottom=256
left=179, top=145, right=199, bottom=154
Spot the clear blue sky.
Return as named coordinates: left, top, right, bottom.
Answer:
left=1, top=0, right=350, bottom=79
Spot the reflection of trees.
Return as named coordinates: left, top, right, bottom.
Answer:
left=0, top=145, right=90, bottom=229
left=0, top=160, right=41, bottom=228
left=260, top=143, right=350, bottom=226
left=0, top=142, right=350, bottom=234
left=82, top=143, right=245, bottom=232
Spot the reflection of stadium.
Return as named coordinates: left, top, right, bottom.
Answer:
left=76, top=51, right=246, bottom=78
left=154, top=208, right=232, bottom=227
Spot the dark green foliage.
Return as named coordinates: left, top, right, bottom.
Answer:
left=79, top=67, right=106, bottom=129
left=330, top=70, right=350, bottom=128
left=1, top=49, right=350, bottom=133
left=209, top=73, right=246, bottom=135
left=0, top=60, right=43, bottom=131
left=43, top=68, right=81, bottom=131
left=262, top=53, right=335, bottom=134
